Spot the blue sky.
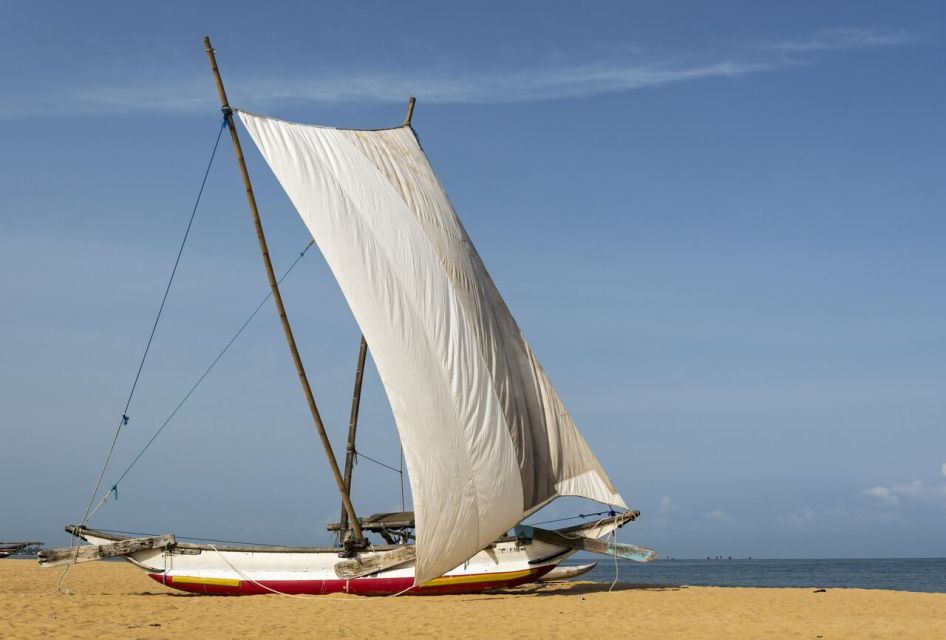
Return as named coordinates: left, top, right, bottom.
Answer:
left=1, top=1, right=944, bottom=559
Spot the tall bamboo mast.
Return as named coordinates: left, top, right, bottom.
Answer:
left=202, top=36, right=365, bottom=547
left=337, top=98, right=416, bottom=535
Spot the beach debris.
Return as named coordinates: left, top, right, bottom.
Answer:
left=813, top=588, right=827, bottom=593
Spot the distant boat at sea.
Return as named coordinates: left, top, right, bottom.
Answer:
left=0, top=541, right=43, bottom=558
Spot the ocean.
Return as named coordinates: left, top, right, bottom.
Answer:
left=569, top=557, right=946, bottom=593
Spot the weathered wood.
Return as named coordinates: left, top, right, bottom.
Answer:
left=327, top=511, right=415, bottom=533
left=559, top=510, right=639, bottom=534
left=338, top=335, right=368, bottom=535
left=520, top=525, right=657, bottom=563
left=334, top=545, right=416, bottom=579
left=38, top=535, right=176, bottom=568
left=202, top=35, right=364, bottom=546
left=65, top=525, right=408, bottom=554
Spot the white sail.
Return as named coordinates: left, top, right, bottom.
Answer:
left=238, top=111, right=627, bottom=585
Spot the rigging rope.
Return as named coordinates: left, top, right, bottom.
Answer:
left=530, top=510, right=615, bottom=526
left=206, top=545, right=413, bottom=599
left=77, top=119, right=227, bottom=529
left=59, top=119, right=227, bottom=594
left=84, top=240, right=316, bottom=523
left=354, top=449, right=402, bottom=475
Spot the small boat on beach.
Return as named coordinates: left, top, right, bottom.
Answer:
left=539, top=563, right=598, bottom=582
left=0, top=541, right=43, bottom=558
left=40, top=36, right=655, bottom=595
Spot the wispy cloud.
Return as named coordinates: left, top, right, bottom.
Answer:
left=862, top=485, right=901, bottom=507
left=861, top=470, right=946, bottom=509
left=777, top=508, right=816, bottom=527
left=2, top=60, right=766, bottom=119
left=706, top=509, right=734, bottom=523
left=655, top=494, right=679, bottom=528
left=0, top=26, right=917, bottom=119
left=761, top=27, right=917, bottom=54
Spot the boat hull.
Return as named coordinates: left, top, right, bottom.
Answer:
left=64, top=513, right=639, bottom=596
left=78, top=531, right=571, bottom=596
left=146, top=565, right=554, bottom=596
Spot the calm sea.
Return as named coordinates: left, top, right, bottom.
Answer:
left=568, top=557, right=946, bottom=593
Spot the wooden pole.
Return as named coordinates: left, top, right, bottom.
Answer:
left=202, top=36, right=364, bottom=547
left=338, top=335, right=368, bottom=534
left=336, top=98, right=415, bottom=536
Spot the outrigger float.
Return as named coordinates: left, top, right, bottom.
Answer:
left=40, top=36, right=656, bottom=595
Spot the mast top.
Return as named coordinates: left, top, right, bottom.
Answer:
left=403, top=97, right=416, bottom=126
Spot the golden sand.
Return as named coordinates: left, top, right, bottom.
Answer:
left=2, top=560, right=945, bottom=639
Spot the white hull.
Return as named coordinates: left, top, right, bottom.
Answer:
left=70, top=516, right=630, bottom=596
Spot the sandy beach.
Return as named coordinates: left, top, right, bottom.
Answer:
left=1, top=560, right=944, bottom=639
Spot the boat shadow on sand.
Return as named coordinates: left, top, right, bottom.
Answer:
left=517, top=581, right=685, bottom=596
left=128, top=581, right=685, bottom=599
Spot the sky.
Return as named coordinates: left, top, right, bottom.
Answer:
left=1, top=1, right=944, bottom=560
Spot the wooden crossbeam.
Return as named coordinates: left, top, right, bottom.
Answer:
left=334, top=545, right=416, bottom=579
left=37, top=535, right=176, bottom=568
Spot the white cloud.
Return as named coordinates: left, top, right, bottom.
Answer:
left=655, top=494, right=679, bottom=528
left=941, top=462, right=946, bottom=477
left=778, top=508, right=817, bottom=527
left=862, top=485, right=900, bottom=506
left=0, top=27, right=918, bottom=119
left=761, top=27, right=917, bottom=53
left=1, top=59, right=766, bottom=120
left=861, top=477, right=946, bottom=508
left=706, top=509, right=733, bottom=523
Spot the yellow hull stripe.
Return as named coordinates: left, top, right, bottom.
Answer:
left=422, top=568, right=536, bottom=587
left=172, top=575, right=242, bottom=587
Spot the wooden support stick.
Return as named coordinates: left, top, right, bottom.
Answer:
left=338, top=335, right=368, bottom=535
left=202, top=36, right=364, bottom=546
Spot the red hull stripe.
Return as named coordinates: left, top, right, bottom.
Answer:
left=148, top=565, right=553, bottom=596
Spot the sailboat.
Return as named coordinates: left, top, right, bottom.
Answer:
left=38, top=37, right=655, bottom=595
